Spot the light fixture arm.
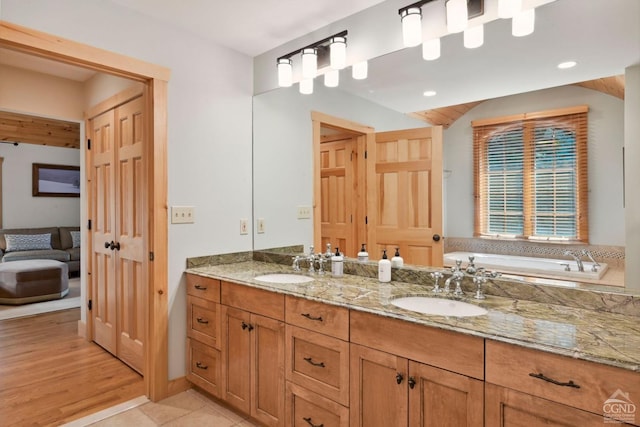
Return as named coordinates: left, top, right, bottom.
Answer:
left=398, top=0, right=436, bottom=16
left=399, top=0, right=484, bottom=20
left=276, top=30, right=348, bottom=62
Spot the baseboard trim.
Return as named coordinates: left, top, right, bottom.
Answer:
left=168, top=376, right=191, bottom=397
left=77, top=319, right=86, bottom=338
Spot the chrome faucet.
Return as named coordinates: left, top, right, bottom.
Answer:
left=307, top=245, right=316, bottom=273
left=430, top=271, right=444, bottom=293
left=292, top=255, right=302, bottom=272
left=582, top=249, right=601, bottom=272
left=444, top=270, right=464, bottom=297
left=564, top=250, right=584, bottom=272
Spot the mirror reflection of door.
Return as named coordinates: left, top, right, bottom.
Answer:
left=313, top=112, right=443, bottom=266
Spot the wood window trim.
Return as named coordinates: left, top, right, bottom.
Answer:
left=0, top=20, right=170, bottom=401
left=472, top=106, right=589, bottom=243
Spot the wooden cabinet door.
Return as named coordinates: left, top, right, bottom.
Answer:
left=221, top=305, right=252, bottom=414
left=350, top=343, right=407, bottom=427
left=319, top=137, right=357, bottom=257
left=485, top=383, right=607, bottom=427
left=89, top=108, right=117, bottom=354
left=408, top=361, right=484, bottom=427
left=251, top=314, right=285, bottom=427
left=368, top=127, right=443, bottom=266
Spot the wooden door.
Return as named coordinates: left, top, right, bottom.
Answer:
left=319, top=137, right=356, bottom=257
left=485, top=383, right=606, bottom=426
left=408, top=361, right=484, bottom=427
left=367, top=127, right=443, bottom=266
left=222, top=305, right=252, bottom=414
left=251, top=314, right=285, bottom=427
left=114, top=97, right=147, bottom=373
left=350, top=343, right=407, bottom=427
left=89, top=109, right=117, bottom=354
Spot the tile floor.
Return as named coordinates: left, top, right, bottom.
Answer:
left=81, top=389, right=259, bottom=426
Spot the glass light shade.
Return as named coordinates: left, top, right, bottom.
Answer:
left=446, top=0, right=468, bottom=33
left=301, top=48, right=317, bottom=79
left=324, top=69, right=339, bottom=87
left=277, top=58, right=292, bottom=87
left=299, top=78, right=313, bottom=95
left=464, top=24, right=484, bottom=49
left=498, top=0, right=522, bottom=19
left=352, top=61, right=368, bottom=80
left=422, top=38, right=441, bottom=60
left=512, top=8, right=535, bottom=37
left=330, top=36, right=347, bottom=70
left=401, top=7, right=422, bottom=48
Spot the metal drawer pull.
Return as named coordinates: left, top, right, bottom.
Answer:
left=196, top=317, right=209, bottom=324
left=303, top=417, right=324, bottom=427
left=304, top=357, right=325, bottom=368
left=529, top=372, right=580, bottom=388
left=194, top=284, right=207, bottom=290
left=196, top=362, right=208, bottom=370
left=301, top=313, right=323, bottom=322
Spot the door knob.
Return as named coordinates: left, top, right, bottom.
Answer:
left=432, top=234, right=441, bottom=242
left=104, top=241, right=111, bottom=249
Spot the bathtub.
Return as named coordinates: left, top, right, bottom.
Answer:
left=443, top=251, right=608, bottom=281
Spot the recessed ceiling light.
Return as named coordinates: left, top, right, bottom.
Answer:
left=423, top=90, right=437, bottom=97
left=558, top=61, right=577, bottom=69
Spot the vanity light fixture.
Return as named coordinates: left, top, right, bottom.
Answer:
left=277, top=58, right=292, bottom=87
left=497, top=0, right=522, bottom=19
left=324, top=69, right=339, bottom=87
left=400, top=6, right=423, bottom=47
left=512, top=8, right=535, bottom=37
left=422, top=37, right=441, bottom=60
left=299, top=78, right=313, bottom=95
left=446, top=0, right=468, bottom=33
left=352, top=61, right=368, bottom=80
left=464, top=23, right=484, bottom=48
left=276, top=30, right=348, bottom=88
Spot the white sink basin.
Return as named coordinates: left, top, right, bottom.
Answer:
left=254, top=274, right=315, bottom=284
left=390, top=296, right=488, bottom=317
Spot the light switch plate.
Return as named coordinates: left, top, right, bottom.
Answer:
left=297, top=206, right=312, bottom=219
left=171, top=206, right=195, bottom=224
left=257, top=218, right=265, bottom=234
left=240, top=218, right=249, bottom=235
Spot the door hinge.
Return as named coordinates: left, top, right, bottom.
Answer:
left=149, top=252, right=154, bottom=261
left=365, top=150, right=368, bottom=159
left=350, top=214, right=353, bottom=223
left=365, top=216, right=368, bottom=225
left=88, top=299, right=92, bottom=311
left=87, top=219, right=92, bottom=230
left=87, top=139, right=91, bottom=150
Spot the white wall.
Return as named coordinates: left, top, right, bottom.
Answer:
left=2, top=0, right=253, bottom=380
left=444, top=85, right=625, bottom=246
left=0, top=144, right=80, bottom=227
left=83, top=73, right=144, bottom=110
left=625, top=64, right=640, bottom=291
left=253, top=84, right=425, bottom=252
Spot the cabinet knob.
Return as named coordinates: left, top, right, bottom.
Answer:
left=408, top=377, right=416, bottom=389
left=396, top=373, right=404, bottom=384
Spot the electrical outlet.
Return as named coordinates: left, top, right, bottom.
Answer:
left=240, top=218, right=249, bottom=235
left=257, top=218, right=265, bottom=234
left=171, top=206, right=195, bottom=224
left=297, top=206, right=312, bottom=219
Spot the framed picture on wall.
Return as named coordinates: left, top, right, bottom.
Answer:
left=32, top=163, right=81, bottom=197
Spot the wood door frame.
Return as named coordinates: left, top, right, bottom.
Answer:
left=311, top=111, right=374, bottom=254
left=0, top=21, right=170, bottom=401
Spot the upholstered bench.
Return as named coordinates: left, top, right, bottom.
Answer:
left=0, top=260, right=69, bottom=305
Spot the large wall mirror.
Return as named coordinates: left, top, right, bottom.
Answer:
left=252, top=0, right=638, bottom=286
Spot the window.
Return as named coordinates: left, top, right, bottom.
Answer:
left=472, top=106, right=589, bottom=242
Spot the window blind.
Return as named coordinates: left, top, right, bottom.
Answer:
left=472, top=106, right=589, bottom=242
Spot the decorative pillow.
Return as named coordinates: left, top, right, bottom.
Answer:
left=5, top=233, right=52, bottom=252
left=70, top=231, right=81, bottom=248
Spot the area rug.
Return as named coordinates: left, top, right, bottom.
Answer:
left=0, top=277, right=81, bottom=321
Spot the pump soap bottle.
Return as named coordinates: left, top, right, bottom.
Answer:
left=357, top=243, right=369, bottom=263
left=378, top=249, right=391, bottom=282
left=391, top=247, right=404, bottom=268
left=331, top=247, right=344, bottom=277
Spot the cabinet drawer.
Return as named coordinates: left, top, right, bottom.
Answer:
left=286, top=382, right=349, bottom=427
left=186, top=273, right=221, bottom=302
left=350, top=310, right=484, bottom=379
left=286, top=325, right=349, bottom=406
left=285, top=295, right=349, bottom=340
left=186, top=338, right=221, bottom=398
left=486, top=340, right=640, bottom=420
left=187, top=296, right=220, bottom=348
left=221, top=281, right=284, bottom=320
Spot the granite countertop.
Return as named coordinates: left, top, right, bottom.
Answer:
left=186, top=260, right=640, bottom=373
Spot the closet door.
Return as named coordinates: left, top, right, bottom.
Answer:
left=89, top=109, right=117, bottom=354
left=114, top=96, right=147, bottom=373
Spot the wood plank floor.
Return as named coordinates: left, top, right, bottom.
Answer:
left=0, top=308, right=144, bottom=426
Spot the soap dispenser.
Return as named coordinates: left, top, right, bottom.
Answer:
left=378, top=249, right=391, bottom=282
left=391, top=247, right=404, bottom=268
left=357, top=243, right=369, bottom=263
left=331, top=247, right=344, bottom=277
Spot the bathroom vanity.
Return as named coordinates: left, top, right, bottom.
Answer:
left=185, top=255, right=640, bottom=427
